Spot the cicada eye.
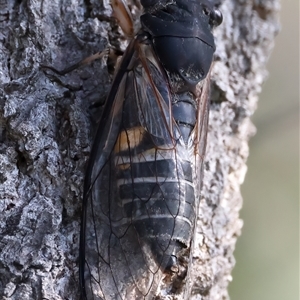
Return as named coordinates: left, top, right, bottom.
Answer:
left=210, top=9, right=223, bottom=27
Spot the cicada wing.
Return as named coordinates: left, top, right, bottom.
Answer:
left=134, top=45, right=180, bottom=147
left=81, top=76, right=157, bottom=300
left=81, top=38, right=181, bottom=300
left=193, top=75, right=211, bottom=194
left=80, top=75, right=127, bottom=300
left=181, top=75, right=211, bottom=299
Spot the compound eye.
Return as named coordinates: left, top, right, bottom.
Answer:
left=210, top=9, right=223, bottom=26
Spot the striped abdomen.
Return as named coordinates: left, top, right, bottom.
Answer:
left=113, top=93, right=198, bottom=271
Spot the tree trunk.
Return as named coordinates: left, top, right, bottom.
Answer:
left=0, top=0, right=279, bottom=299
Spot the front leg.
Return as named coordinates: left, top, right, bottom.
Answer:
left=40, top=48, right=110, bottom=75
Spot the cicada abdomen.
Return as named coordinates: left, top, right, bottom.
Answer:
left=80, top=1, right=222, bottom=299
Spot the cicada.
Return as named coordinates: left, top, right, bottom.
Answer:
left=78, top=0, right=223, bottom=299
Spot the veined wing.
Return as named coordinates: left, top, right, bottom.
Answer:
left=80, top=36, right=185, bottom=300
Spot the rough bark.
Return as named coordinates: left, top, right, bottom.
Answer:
left=0, top=0, right=279, bottom=299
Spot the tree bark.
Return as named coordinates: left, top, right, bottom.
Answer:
left=0, top=0, right=279, bottom=299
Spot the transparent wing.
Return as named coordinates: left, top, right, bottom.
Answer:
left=193, top=75, right=211, bottom=194
left=182, top=76, right=211, bottom=299
left=80, top=38, right=184, bottom=300
left=133, top=45, right=179, bottom=146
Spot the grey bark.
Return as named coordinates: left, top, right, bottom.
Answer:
left=0, top=0, right=279, bottom=299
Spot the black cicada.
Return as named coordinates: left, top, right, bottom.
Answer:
left=79, top=0, right=222, bottom=299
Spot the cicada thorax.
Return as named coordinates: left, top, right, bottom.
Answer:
left=140, top=0, right=218, bottom=91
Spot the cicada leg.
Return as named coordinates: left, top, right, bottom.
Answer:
left=111, top=0, right=134, bottom=37
left=40, top=48, right=111, bottom=75
left=41, top=0, right=134, bottom=76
